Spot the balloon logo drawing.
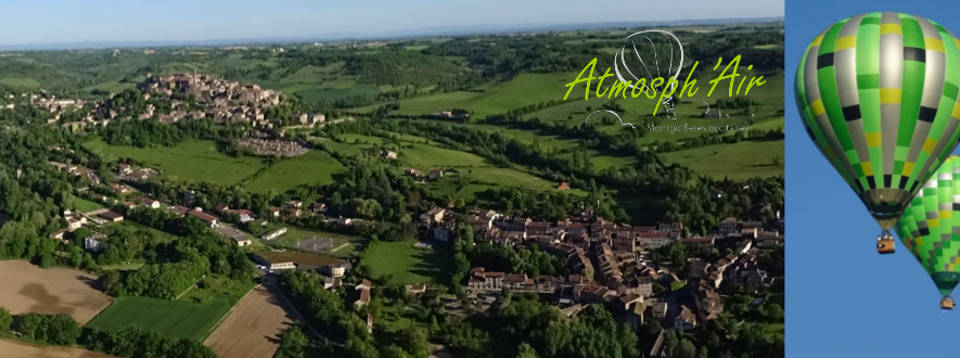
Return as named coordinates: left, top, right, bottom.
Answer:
left=613, top=29, right=685, bottom=121
left=584, top=29, right=685, bottom=129
left=585, top=109, right=636, bottom=128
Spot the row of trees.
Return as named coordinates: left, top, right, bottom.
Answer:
left=0, top=307, right=215, bottom=358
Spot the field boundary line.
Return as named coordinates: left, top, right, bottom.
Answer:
left=200, top=283, right=257, bottom=343
left=81, top=297, right=117, bottom=325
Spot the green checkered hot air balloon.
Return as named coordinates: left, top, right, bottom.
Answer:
left=895, top=156, right=960, bottom=308
left=796, top=12, right=960, bottom=247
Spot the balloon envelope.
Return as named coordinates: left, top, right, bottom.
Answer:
left=895, top=156, right=960, bottom=296
left=795, top=12, right=960, bottom=229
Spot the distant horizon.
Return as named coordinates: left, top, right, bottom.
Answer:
left=0, top=15, right=783, bottom=52
left=0, top=0, right=782, bottom=51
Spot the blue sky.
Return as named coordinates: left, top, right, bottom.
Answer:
left=786, top=1, right=960, bottom=357
left=0, top=0, right=782, bottom=46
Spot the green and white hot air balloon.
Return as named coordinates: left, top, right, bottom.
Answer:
left=895, top=156, right=960, bottom=309
left=796, top=12, right=960, bottom=252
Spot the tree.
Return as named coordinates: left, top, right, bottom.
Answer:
left=275, top=325, right=308, bottom=358
left=0, top=307, right=11, bottom=333
left=515, top=342, right=539, bottom=358
left=44, top=314, right=81, bottom=345
left=696, top=346, right=709, bottom=358
left=14, top=313, right=46, bottom=341
left=675, top=339, right=696, bottom=358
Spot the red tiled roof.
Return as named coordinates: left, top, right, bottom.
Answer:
left=188, top=209, right=218, bottom=223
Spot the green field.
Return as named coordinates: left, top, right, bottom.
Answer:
left=179, top=275, right=257, bottom=305
left=353, top=72, right=575, bottom=118
left=315, top=131, right=567, bottom=196
left=245, top=150, right=345, bottom=193
left=360, top=240, right=453, bottom=285
left=0, top=77, right=41, bottom=88
left=87, top=296, right=233, bottom=341
left=83, top=137, right=266, bottom=186
left=74, top=198, right=104, bottom=213
left=659, top=139, right=784, bottom=179
left=458, top=166, right=559, bottom=191
left=400, top=143, right=488, bottom=169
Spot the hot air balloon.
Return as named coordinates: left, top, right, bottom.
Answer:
left=796, top=12, right=960, bottom=254
left=895, top=156, right=960, bottom=309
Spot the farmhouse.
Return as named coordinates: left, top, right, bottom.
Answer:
left=188, top=209, right=220, bottom=227
left=756, top=230, right=782, bottom=248
left=216, top=225, right=252, bottom=247
left=66, top=216, right=86, bottom=231
left=637, top=231, right=678, bottom=250
left=674, top=306, right=697, bottom=330
left=268, top=207, right=281, bottom=217
left=256, top=251, right=343, bottom=271
left=97, top=210, right=124, bottom=223
left=115, top=163, right=132, bottom=175
left=645, top=298, right=669, bottom=321
left=718, top=217, right=739, bottom=234
left=682, top=235, right=716, bottom=248
left=165, top=205, right=190, bottom=216
left=84, top=236, right=103, bottom=252
left=405, top=284, right=427, bottom=296
left=467, top=267, right=505, bottom=292
left=253, top=253, right=296, bottom=271
left=324, top=277, right=343, bottom=290
left=354, top=279, right=373, bottom=308
left=420, top=207, right=446, bottom=227
left=49, top=229, right=67, bottom=241
left=261, top=227, right=288, bottom=241
left=137, top=197, right=161, bottom=209
left=110, top=183, right=131, bottom=194
left=323, top=263, right=347, bottom=278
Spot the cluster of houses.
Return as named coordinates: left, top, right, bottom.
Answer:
left=418, top=206, right=783, bottom=332
left=0, top=91, right=86, bottom=124
left=50, top=207, right=126, bottom=253
left=49, top=161, right=102, bottom=185
left=4, top=71, right=335, bottom=134
left=114, top=163, right=159, bottom=182
left=138, top=73, right=284, bottom=126
left=32, top=94, right=85, bottom=117
left=265, top=199, right=327, bottom=219
left=136, top=73, right=324, bottom=130
left=286, top=112, right=326, bottom=127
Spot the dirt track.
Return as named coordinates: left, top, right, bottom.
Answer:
left=0, top=339, right=114, bottom=358
left=0, top=260, right=113, bottom=324
left=203, top=280, right=296, bottom=358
